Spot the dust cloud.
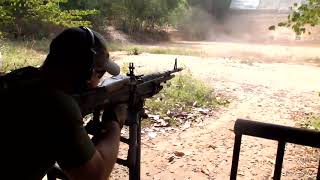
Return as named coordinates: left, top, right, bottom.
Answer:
left=176, top=7, right=320, bottom=45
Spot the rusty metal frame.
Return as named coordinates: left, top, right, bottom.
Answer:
left=230, top=119, right=320, bottom=180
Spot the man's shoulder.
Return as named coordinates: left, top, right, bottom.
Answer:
left=50, top=89, right=84, bottom=122
left=0, top=66, right=41, bottom=90
left=52, top=89, right=78, bottom=104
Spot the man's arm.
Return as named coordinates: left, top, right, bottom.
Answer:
left=52, top=93, right=123, bottom=180
left=94, top=121, right=121, bottom=176
left=62, top=121, right=121, bottom=180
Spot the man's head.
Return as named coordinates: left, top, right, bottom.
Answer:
left=40, top=26, right=120, bottom=93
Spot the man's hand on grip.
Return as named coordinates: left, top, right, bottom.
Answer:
left=102, top=104, right=128, bottom=129
left=113, top=104, right=128, bottom=128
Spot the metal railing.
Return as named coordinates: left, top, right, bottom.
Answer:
left=230, top=119, right=320, bottom=180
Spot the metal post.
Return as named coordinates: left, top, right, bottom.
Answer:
left=137, top=115, right=141, bottom=179
left=273, top=141, right=286, bottom=180
left=128, top=111, right=141, bottom=180
left=230, top=134, right=242, bottom=180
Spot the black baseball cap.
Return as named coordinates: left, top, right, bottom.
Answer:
left=48, top=27, right=120, bottom=76
left=90, top=29, right=120, bottom=76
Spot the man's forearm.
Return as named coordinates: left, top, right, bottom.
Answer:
left=92, top=121, right=121, bottom=177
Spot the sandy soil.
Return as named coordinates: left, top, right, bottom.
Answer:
left=109, top=41, right=320, bottom=180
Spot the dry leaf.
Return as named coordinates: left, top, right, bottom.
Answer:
left=174, top=151, right=185, bottom=157
left=168, top=156, right=175, bottom=162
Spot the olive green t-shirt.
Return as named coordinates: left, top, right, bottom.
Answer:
left=0, top=80, right=95, bottom=179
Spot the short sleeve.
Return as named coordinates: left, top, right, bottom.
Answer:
left=50, top=91, right=96, bottom=170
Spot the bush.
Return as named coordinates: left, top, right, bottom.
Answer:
left=109, top=0, right=188, bottom=34
left=296, top=114, right=320, bottom=131
left=128, top=47, right=141, bottom=55
left=145, top=72, right=229, bottom=118
left=312, top=117, right=320, bottom=130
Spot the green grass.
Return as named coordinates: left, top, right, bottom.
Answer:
left=296, top=93, right=320, bottom=131
left=144, top=72, right=229, bottom=126
left=1, top=40, right=49, bottom=72
left=310, top=117, right=320, bottom=130
left=307, top=116, right=320, bottom=131
left=0, top=40, right=202, bottom=74
left=107, top=42, right=128, bottom=52
left=134, top=46, right=201, bottom=56
left=130, top=46, right=203, bottom=56
left=107, top=42, right=203, bottom=56
left=298, top=116, right=320, bottom=131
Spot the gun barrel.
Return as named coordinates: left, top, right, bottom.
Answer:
left=72, top=65, right=183, bottom=116
left=140, top=67, right=183, bottom=82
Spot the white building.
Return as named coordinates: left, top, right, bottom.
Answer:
left=230, top=0, right=307, bottom=11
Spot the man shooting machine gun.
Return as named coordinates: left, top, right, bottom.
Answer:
left=0, top=26, right=182, bottom=180
left=48, top=59, right=183, bottom=180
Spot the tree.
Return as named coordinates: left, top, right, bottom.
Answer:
left=0, top=0, right=191, bottom=37
left=270, top=0, right=320, bottom=35
left=0, top=0, right=98, bottom=38
left=109, top=0, right=187, bottom=33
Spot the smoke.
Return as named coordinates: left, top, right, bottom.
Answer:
left=175, top=6, right=303, bottom=44
left=214, top=10, right=298, bottom=44
left=176, top=7, right=224, bottom=41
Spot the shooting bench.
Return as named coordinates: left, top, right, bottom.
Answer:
left=230, top=119, right=320, bottom=180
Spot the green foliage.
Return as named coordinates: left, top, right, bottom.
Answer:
left=62, top=0, right=101, bottom=9
left=61, top=0, right=112, bottom=30
left=270, top=0, right=320, bottom=35
left=312, top=117, right=320, bottom=130
left=168, top=0, right=189, bottom=27
left=145, top=72, right=229, bottom=117
left=0, top=0, right=210, bottom=38
left=109, top=0, right=188, bottom=33
left=298, top=115, right=320, bottom=131
left=128, top=47, right=141, bottom=55
left=0, top=0, right=98, bottom=38
left=0, top=0, right=234, bottom=39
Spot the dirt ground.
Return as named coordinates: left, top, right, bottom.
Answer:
left=109, top=41, right=320, bottom=180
